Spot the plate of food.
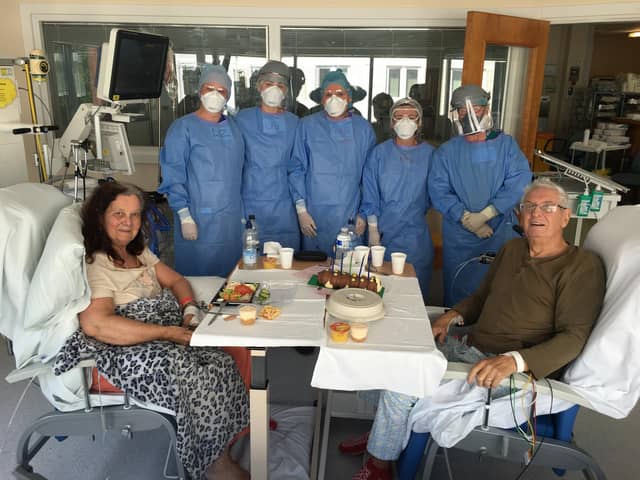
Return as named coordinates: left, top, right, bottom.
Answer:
left=212, top=281, right=260, bottom=305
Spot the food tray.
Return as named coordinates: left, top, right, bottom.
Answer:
left=307, top=274, right=385, bottom=297
left=211, top=281, right=260, bottom=305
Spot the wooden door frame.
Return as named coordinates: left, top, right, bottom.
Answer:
left=462, top=11, right=550, bottom=163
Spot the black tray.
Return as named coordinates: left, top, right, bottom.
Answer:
left=211, top=281, right=260, bottom=306
left=294, top=250, right=328, bottom=262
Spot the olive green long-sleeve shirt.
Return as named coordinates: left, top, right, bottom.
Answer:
left=453, top=238, right=605, bottom=379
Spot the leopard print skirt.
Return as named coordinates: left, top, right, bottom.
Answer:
left=54, top=289, right=249, bottom=480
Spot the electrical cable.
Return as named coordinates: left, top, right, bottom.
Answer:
left=450, top=253, right=495, bottom=305
left=18, top=87, right=56, bottom=172
left=512, top=378, right=554, bottom=480
left=0, top=376, right=36, bottom=457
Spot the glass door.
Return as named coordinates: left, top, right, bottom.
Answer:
left=462, top=11, right=550, bottom=162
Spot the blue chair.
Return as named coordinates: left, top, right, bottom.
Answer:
left=397, top=402, right=605, bottom=480
left=146, top=198, right=170, bottom=256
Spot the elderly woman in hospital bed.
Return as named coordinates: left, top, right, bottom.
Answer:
left=346, top=178, right=607, bottom=480
left=51, top=181, right=249, bottom=480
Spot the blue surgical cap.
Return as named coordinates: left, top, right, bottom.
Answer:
left=450, top=84, right=490, bottom=109
left=198, top=64, right=232, bottom=95
left=320, top=69, right=353, bottom=98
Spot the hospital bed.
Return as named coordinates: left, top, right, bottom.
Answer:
left=396, top=204, right=640, bottom=479
left=0, top=183, right=191, bottom=479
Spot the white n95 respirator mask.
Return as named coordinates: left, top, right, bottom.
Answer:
left=201, top=90, right=226, bottom=113
left=324, top=95, right=347, bottom=118
left=261, top=85, right=285, bottom=108
left=393, top=118, right=418, bottom=139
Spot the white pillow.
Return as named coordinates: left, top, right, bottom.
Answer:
left=14, top=203, right=91, bottom=368
left=0, top=183, right=71, bottom=342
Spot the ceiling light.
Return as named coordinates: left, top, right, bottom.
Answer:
left=629, top=31, right=640, bottom=38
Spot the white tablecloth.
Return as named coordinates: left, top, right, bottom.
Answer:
left=190, top=268, right=327, bottom=347
left=311, top=276, right=447, bottom=398
left=190, top=269, right=447, bottom=397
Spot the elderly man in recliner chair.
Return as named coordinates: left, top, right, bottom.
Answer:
left=345, top=177, right=606, bottom=480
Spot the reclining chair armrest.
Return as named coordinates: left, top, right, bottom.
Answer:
left=6, top=358, right=97, bottom=384
left=443, top=362, right=594, bottom=409
left=6, top=361, right=53, bottom=384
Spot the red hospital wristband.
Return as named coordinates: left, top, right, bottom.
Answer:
left=179, top=296, right=194, bottom=307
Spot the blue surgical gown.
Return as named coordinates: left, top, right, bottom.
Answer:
left=361, top=139, right=435, bottom=300
left=289, top=111, right=376, bottom=255
left=429, top=132, right=531, bottom=306
left=159, top=113, right=244, bottom=277
left=235, top=107, right=300, bottom=250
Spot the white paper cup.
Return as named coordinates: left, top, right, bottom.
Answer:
left=370, top=245, right=386, bottom=268
left=280, top=247, right=294, bottom=269
left=391, top=252, right=407, bottom=275
left=354, top=246, right=370, bottom=267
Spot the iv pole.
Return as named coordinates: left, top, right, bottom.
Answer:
left=19, top=57, right=49, bottom=182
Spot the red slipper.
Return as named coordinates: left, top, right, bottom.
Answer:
left=338, top=431, right=370, bottom=456
left=352, top=457, right=392, bottom=480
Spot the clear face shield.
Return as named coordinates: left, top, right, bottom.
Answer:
left=450, top=97, right=493, bottom=136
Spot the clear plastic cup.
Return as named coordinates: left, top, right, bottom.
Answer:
left=370, top=245, right=386, bottom=268
left=391, top=252, right=407, bottom=275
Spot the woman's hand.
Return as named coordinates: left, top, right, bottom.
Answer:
left=164, top=326, right=193, bottom=346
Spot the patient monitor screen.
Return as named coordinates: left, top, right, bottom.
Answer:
left=108, top=30, right=169, bottom=101
left=88, top=121, right=135, bottom=175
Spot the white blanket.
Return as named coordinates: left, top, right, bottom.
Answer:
left=408, top=379, right=573, bottom=448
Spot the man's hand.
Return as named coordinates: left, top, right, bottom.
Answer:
left=355, top=215, right=366, bottom=236
left=431, top=309, right=463, bottom=344
left=467, top=356, right=517, bottom=388
left=298, top=211, right=317, bottom=237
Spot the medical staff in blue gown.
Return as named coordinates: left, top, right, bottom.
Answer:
left=429, top=85, right=531, bottom=306
left=289, top=70, right=376, bottom=255
left=235, top=60, right=300, bottom=250
left=159, top=65, right=244, bottom=277
left=362, top=98, right=435, bottom=300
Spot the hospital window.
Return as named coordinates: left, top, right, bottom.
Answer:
left=281, top=27, right=464, bottom=142
left=388, top=68, right=401, bottom=97
left=317, top=66, right=350, bottom=86
left=438, top=49, right=509, bottom=130
left=42, top=23, right=267, bottom=147
left=387, top=67, right=420, bottom=99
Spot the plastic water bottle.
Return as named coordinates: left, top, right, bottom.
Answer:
left=248, top=214, right=260, bottom=254
left=336, top=227, right=353, bottom=271
left=347, top=217, right=359, bottom=247
left=243, top=217, right=258, bottom=268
